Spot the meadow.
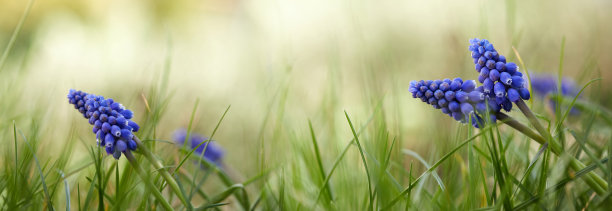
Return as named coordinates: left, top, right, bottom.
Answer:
left=1, top=0, right=612, bottom=210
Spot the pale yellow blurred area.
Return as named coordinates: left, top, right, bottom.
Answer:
left=1, top=0, right=612, bottom=173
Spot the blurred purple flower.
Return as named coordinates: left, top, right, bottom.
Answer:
left=173, top=129, right=224, bottom=167
left=530, top=73, right=580, bottom=114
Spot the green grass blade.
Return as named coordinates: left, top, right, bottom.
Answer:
left=17, top=128, right=53, bottom=211
left=401, top=149, right=445, bottom=191
left=0, top=0, right=35, bottom=71
left=383, top=127, right=489, bottom=210
left=308, top=120, right=334, bottom=202
left=175, top=98, right=201, bottom=172
left=176, top=104, right=229, bottom=174
left=553, top=78, right=601, bottom=133
left=344, top=111, right=374, bottom=211
left=58, top=170, right=70, bottom=211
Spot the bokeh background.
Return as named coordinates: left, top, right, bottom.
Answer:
left=1, top=0, right=611, bottom=209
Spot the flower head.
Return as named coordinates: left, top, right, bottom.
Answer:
left=469, top=38, right=530, bottom=112
left=67, top=89, right=139, bottom=159
left=530, top=73, right=580, bottom=114
left=409, top=78, right=495, bottom=128
left=173, top=129, right=224, bottom=167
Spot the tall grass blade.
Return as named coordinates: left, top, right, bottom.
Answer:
left=344, top=111, right=374, bottom=211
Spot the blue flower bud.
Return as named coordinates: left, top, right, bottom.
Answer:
left=518, top=88, right=530, bottom=100
left=501, top=98, right=512, bottom=112
left=511, top=76, right=524, bottom=88
left=461, top=80, right=476, bottom=92
left=494, top=82, right=506, bottom=98
left=441, top=107, right=451, bottom=114
left=105, top=133, right=115, bottom=147
left=500, top=72, right=512, bottom=85
left=116, top=140, right=127, bottom=152
left=455, top=91, right=468, bottom=103
left=128, top=139, right=137, bottom=150
left=120, top=129, right=133, bottom=139
left=428, top=97, right=437, bottom=106
left=486, top=60, right=496, bottom=69
left=128, top=121, right=139, bottom=132
left=495, top=62, right=505, bottom=71
left=448, top=101, right=460, bottom=112
left=460, top=103, right=474, bottom=115
left=450, top=80, right=461, bottom=91
left=121, top=110, right=133, bottom=119
left=478, top=74, right=487, bottom=83
left=425, top=90, right=434, bottom=99
left=489, top=69, right=500, bottom=81
left=479, top=67, right=490, bottom=78
left=505, top=62, right=518, bottom=73
left=419, top=86, right=428, bottom=93
left=102, top=122, right=111, bottom=133
left=468, top=91, right=484, bottom=103
left=444, top=91, right=455, bottom=101
left=452, top=112, right=464, bottom=121
left=475, top=102, right=487, bottom=113
left=438, top=99, right=449, bottom=107
left=434, top=90, right=445, bottom=99
left=116, top=116, right=127, bottom=126
left=111, top=102, right=121, bottom=110
left=507, top=88, right=520, bottom=102
left=106, top=146, right=114, bottom=154
left=100, top=114, right=108, bottom=122
left=111, top=125, right=121, bottom=137
left=439, top=82, right=451, bottom=91
left=483, top=78, right=494, bottom=93
left=113, top=150, right=121, bottom=159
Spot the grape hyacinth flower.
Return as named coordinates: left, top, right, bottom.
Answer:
left=530, top=73, right=580, bottom=114
left=174, top=129, right=225, bottom=167
left=67, top=89, right=140, bottom=159
left=409, top=78, right=495, bottom=128
left=469, top=38, right=530, bottom=112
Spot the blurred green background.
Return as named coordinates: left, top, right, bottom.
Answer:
left=1, top=0, right=611, bottom=209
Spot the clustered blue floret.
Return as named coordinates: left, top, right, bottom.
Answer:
left=174, top=130, right=224, bottom=167
left=409, top=78, right=496, bottom=128
left=469, top=38, right=530, bottom=113
left=67, top=89, right=140, bottom=159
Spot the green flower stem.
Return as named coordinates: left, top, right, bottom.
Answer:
left=134, top=136, right=192, bottom=210
left=514, top=99, right=608, bottom=194
left=124, top=150, right=174, bottom=211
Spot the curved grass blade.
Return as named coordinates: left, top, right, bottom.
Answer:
left=344, top=111, right=374, bottom=211
left=554, top=78, right=601, bottom=133
left=0, top=0, right=35, bottom=71
left=311, top=111, right=374, bottom=210
left=513, top=158, right=609, bottom=210
left=58, top=170, right=70, bottom=211
left=401, top=149, right=446, bottom=191
left=17, top=127, right=53, bottom=211
left=308, top=120, right=334, bottom=202
left=383, top=127, right=490, bottom=210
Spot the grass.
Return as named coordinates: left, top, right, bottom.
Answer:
left=1, top=0, right=612, bottom=210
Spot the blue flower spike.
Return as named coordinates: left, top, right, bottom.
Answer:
left=409, top=79, right=494, bottom=128
left=469, top=38, right=530, bottom=107
left=67, top=89, right=140, bottom=159
left=173, top=130, right=225, bottom=168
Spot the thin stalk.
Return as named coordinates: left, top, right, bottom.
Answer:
left=512, top=100, right=608, bottom=194
left=124, top=150, right=174, bottom=211
left=133, top=136, right=192, bottom=209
